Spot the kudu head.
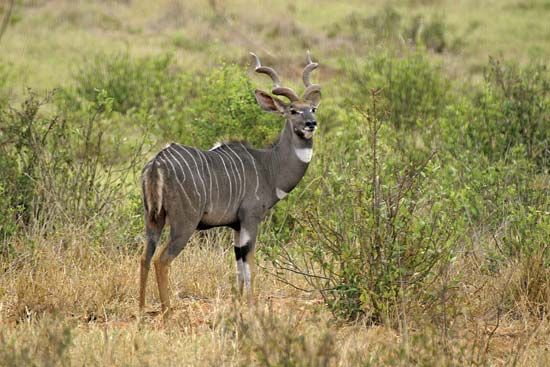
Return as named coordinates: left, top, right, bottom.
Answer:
left=251, top=51, right=321, bottom=140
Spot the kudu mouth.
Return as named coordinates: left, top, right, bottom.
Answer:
left=295, top=126, right=316, bottom=140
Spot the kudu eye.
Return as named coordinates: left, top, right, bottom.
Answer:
left=290, top=109, right=300, bottom=115
left=311, top=107, right=317, bottom=113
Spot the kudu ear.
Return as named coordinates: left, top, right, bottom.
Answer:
left=304, top=89, right=321, bottom=108
left=254, top=89, right=287, bottom=114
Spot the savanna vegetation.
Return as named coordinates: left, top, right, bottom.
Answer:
left=0, top=0, right=548, bottom=366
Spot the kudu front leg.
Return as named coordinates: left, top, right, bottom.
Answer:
left=234, top=223, right=258, bottom=303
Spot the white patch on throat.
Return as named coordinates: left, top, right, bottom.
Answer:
left=238, top=229, right=251, bottom=247
left=294, top=147, right=313, bottom=163
left=276, top=188, right=288, bottom=200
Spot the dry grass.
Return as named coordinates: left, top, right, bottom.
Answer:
left=1, top=225, right=548, bottom=366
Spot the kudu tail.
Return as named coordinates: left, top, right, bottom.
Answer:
left=141, top=160, right=165, bottom=227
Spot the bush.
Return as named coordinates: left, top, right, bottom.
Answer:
left=478, top=58, right=549, bottom=168
left=436, top=60, right=549, bottom=258
left=67, top=53, right=177, bottom=114
left=328, top=6, right=454, bottom=53
left=65, top=53, right=280, bottom=149
left=345, top=51, right=449, bottom=130
left=175, top=64, right=280, bottom=148
left=0, top=90, right=146, bottom=241
left=265, top=96, right=458, bottom=323
left=327, top=6, right=401, bottom=44
left=407, top=13, right=447, bottom=53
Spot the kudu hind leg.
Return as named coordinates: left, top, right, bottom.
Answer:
left=154, top=224, right=195, bottom=317
left=140, top=223, right=164, bottom=311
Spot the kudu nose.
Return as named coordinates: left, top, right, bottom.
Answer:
left=305, top=120, right=317, bottom=129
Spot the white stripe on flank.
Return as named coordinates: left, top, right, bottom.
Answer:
left=208, top=153, right=220, bottom=210
left=275, top=187, right=288, bottom=200
left=294, top=147, right=313, bottom=163
left=205, top=153, right=214, bottom=202
left=240, top=143, right=260, bottom=200
left=179, top=146, right=208, bottom=204
left=214, top=151, right=233, bottom=220
left=198, top=150, right=213, bottom=211
left=168, top=146, right=201, bottom=202
left=225, top=144, right=247, bottom=199
left=193, top=147, right=209, bottom=206
left=158, top=155, right=197, bottom=212
left=163, top=149, right=186, bottom=181
left=222, top=148, right=243, bottom=201
left=218, top=149, right=242, bottom=205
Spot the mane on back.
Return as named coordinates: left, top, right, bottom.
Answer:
left=208, top=137, right=279, bottom=152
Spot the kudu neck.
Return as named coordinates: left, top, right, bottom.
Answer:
left=270, top=120, right=313, bottom=192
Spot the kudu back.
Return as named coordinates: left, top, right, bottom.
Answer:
left=140, top=52, right=321, bottom=316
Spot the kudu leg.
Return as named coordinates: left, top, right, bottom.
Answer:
left=154, top=225, right=194, bottom=318
left=234, top=222, right=258, bottom=302
left=140, top=224, right=164, bottom=311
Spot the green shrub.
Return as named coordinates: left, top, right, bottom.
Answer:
left=433, top=62, right=549, bottom=269
left=0, top=90, right=147, bottom=240
left=66, top=53, right=177, bottom=114
left=479, top=58, right=549, bottom=168
left=345, top=51, right=449, bottom=130
left=407, top=13, right=447, bottom=53
left=175, top=64, right=280, bottom=148
left=265, top=97, right=458, bottom=323
left=64, top=53, right=280, bottom=149
left=445, top=59, right=549, bottom=169
left=328, top=6, right=455, bottom=53
left=327, top=5, right=401, bottom=43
